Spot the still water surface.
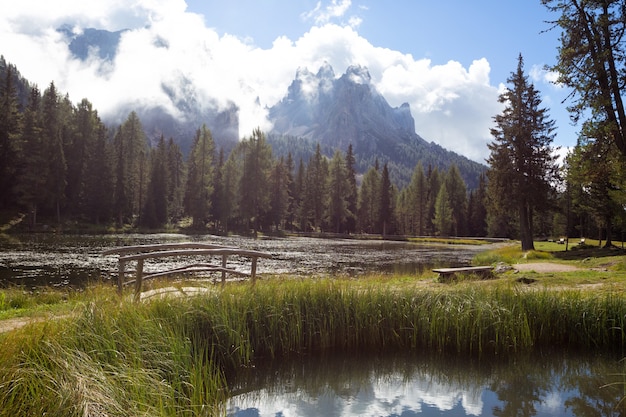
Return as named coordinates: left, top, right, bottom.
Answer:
left=226, top=351, right=626, bottom=417
left=0, top=233, right=485, bottom=287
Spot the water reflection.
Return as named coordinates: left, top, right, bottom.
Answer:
left=226, top=351, right=626, bottom=416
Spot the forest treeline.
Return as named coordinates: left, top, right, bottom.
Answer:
left=1, top=42, right=624, bottom=243
left=0, top=62, right=489, bottom=236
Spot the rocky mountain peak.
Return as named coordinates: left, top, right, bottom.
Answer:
left=316, top=61, right=335, bottom=80
left=268, top=63, right=485, bottom=188
left=343, top=64, right=371, bottom=85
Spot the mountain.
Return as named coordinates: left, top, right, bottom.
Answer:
left=55, top=25, right=240, bottom=154
left=57, top=24, right=127, bottom=61
left=268, top=64, right=486, bottom=188
left=7, top=27, right=487, bottom=188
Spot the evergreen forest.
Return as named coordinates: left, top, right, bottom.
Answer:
left=0, top=49, right=624, bottom=243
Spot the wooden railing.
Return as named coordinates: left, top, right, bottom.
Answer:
left=102, top=243, right=273, bottom=299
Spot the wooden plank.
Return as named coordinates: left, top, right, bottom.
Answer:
left=134, top=259, right=144, bottom=301
left=107, top=243, right=272, bottom=298
left=251, top=257, right=258, bottom=284
left=142, top=267, right=249, bottom=281
left=119, top=248, right=272, bottom=262
left=117, top=260, right=126, bottom=294
left=221, top=254, right=227, bottom=285
left=433, top=266, right=493, bottom=281
left=432, top=266, right=493, bottom=274
left=102, top=242, right=237, bottom=256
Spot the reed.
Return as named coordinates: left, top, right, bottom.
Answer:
left=1, top=278, right=625, bottom=416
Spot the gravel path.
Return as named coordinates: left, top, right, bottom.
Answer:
left=0, top=316, right=44, bottom=333
left=513, top=262, right=581, bottom=272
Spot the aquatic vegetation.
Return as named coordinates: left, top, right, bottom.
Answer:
left=0, top=278, right=625, bottom=416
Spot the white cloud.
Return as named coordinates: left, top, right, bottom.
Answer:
left=1, top=0, right=503, bottom=162
left=302, top=0, right=352, bottom=25
left=378, top=58, right=502, bottom=162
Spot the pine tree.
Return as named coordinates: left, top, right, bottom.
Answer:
left=327, top=150, right=348, bottom=233
left=65, top=99, right=97, bottom=216
left=82, top=123, right=113, bottom=224
left=344, top=144, right=358, bottom=234
left=142, top=135, right=169, bottom=228
left=185, top=125, right=215, bottom=230
left=112, top=112, right=149, bottom=226
left=444, top=164, right=467, bottom=236
left=379, top=163, right=393, bottom=236
left=302, top=144, right=328, bottom=232
left=408, top=162, right=427, bottom=236
left=295, top=158, right=307, bottom=231
left=0, top=65, right=21, bottom=208
left=41, top=82, right=67, bottom=224
left=487, top=55, right=559, bottom=250
left=284, top=152, right=297, bottom=231
left=357, top=166, right=381, bottom=233
left=211, top=148, right=226, bottom=232
left=268, top=157, right=288, bottom=231
left=425, top=165, right=441, bottom=236
left=434, top=182, right=453, bottom=236
left=544, top=0, right=626, bottom=156
left=221, top=143, right=246, bottom=232
left=566, top=135, right=623, bottom=247
left=166, top=138, right=185, bottom=223
left=17, top=86, right=45, bottom=227
left=468, top=172, right=487, bottom=236
left=239, top=128, right=272, bottom=236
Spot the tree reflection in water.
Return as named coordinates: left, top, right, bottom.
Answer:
left=226, top=351, right=626, bottom=416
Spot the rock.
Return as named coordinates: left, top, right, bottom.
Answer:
left=493, top=262, right=513, bottom=274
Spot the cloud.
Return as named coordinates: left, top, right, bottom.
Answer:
left=530, top=64, right=561, bottom=88
left=377, top=58, right=502, bottom=162
left=302, top=0, right=352, bottom=25
left=1, top=0, right=502, bottom=162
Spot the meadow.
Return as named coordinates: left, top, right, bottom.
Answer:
left=0, top=241, right=625, bottom=416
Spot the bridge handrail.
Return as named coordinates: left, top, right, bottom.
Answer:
left=102, top=242, right=272, bottom=300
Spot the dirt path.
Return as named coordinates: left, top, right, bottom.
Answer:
left=0, top=287, right=211, bottom=334
left=513, top=262, right=581, bottom=272
left=0, top=316, right=47, bottom=334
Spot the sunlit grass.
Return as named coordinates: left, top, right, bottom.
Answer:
left=3, top=233, right=626, bottom=416
left=472, top=244, right=529, bottom=265
left=407, top=236, right=493, bottom=245
left=0, top=286, right=81, bottom=320
left=1, top=275, right=626, bottom=416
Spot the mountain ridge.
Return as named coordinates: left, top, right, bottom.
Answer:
left=3, top=26, right=487, bottom=188
left=268, top=63, right=486, bottom=188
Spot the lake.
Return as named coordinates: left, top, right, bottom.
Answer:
left=226, top=350, right=626, bottom=417
left=0, top=233, right=487, bottom=288
left=1, top=233, right=623, bottom=416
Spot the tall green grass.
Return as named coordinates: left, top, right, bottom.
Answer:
left=472, top=244, right=554, bottom=265
left=1, top=279, right=625, bottom=416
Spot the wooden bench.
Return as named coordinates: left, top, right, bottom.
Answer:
left=432, top=266, right=494, bottom=281
left=102, top=242, right=272, bottom=299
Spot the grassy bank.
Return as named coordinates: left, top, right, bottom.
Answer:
left=1, top=269, right=626, bottom=416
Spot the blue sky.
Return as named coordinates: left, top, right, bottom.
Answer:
left=189, top=0, right=559, bottom=83
left=1, top=0, right=573, bottom=163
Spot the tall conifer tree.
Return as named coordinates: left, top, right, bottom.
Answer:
left=0, top=66, right=21, bottom=208
left=41, top=82, right=67, bottom=223
left=327, top=150, right=348, bottom=233
left=185, top=125, right=215, bottom=229
left=344, top=144, right=358, bottom=234
left=487, top=55, right=558, bottom=250
left=17, top=87, right=44, bottom=227
left=239, top=128, right=272, bottom=236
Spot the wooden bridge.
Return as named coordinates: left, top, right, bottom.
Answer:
left=102, top=242, right=273, bottom=299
